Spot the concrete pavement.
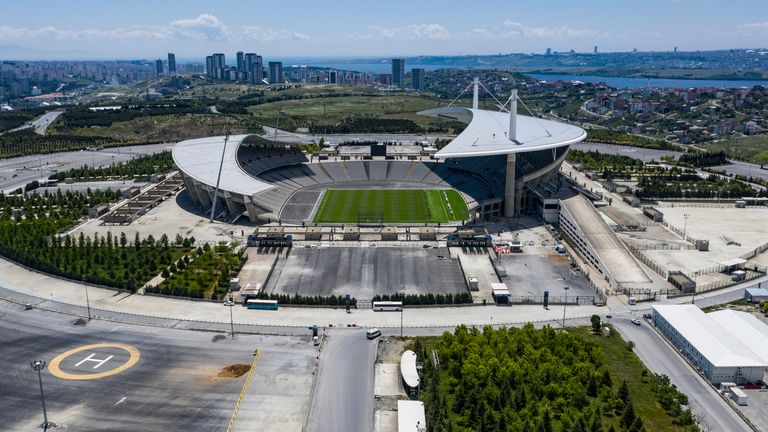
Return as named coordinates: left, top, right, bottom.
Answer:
left=305, top=330, right=376, bottom=432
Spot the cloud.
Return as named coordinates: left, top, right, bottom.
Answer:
left=502, top=20, right=609, bottom=39
left=241, top=26, right=310, bottom=42
left=358, top=24, right=452, bottom=40
left=741, top=22, right=768, bottom=29
left=0, top=14, right=310, bottom=45
left=0, top=24, right=168, bottom=42
left=169, top=13, right=232, bottom=41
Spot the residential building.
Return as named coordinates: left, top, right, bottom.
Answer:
left=167, top=53, right=176, bottom=75
left=236, top=51, right=245, bottom=72
left=268, top=62, right=283, bottom=84
left=411, top=68, right=425, bottom=90
left=155, top=59, right=163, bottom=76
left=392, top=58, right=405, bottom=87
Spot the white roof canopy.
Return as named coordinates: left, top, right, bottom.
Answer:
left=653, top=305, right=768, bottom=368
left=418, top=107, right=586, bottom=158
left=173, top=134, right=276, bottom=197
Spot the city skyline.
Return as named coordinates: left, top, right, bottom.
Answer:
left=1, top=0, right=767, bottom=59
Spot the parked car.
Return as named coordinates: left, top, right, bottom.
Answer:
left=366, top=328, right=382, bottom=340
left=631, top=318, right=641, bottom=326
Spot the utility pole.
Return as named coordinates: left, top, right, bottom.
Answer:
left=225, top=297, right=235, bottom=339
left=562, top=286, right=570, bottom=329
left=400, top=306, right=404, bottom=338
left=82, top=275, right=91, bottom=322
left=683, top=213, right=690, bottom=240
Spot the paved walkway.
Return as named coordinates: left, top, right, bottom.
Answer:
left=0, top=257, right=602, bottom=329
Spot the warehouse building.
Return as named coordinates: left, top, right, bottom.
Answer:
left=652, top=305, right=768, bottom=384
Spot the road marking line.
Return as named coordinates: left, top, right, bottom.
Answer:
left=49, top=343, right=140, bottom=380
left=227, top=349, right=261, bottom=432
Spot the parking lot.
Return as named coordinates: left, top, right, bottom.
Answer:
left=498, top=252, right=595, bottom=300
left=0, top=299, right=315, bottom=432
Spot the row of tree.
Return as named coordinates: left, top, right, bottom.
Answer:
left=372, top=292, right=473, bottom=305
left=567, top=150, right=645, bottom=171
left=585, top=129, right=679, bottom=151
left=636, top=175, right=763, bottom=198
left=677, top=151, right=728, bottom=168
left=49, top=151, right=174, bottom=181
left=58, top=102, right=208, bottom=129
left=0, top=187, right=195, bottom=291
left=0, top=129, right=159, bottom=159
left=252, top=292, right=358, bottom=306
left=149, top=242, right=245, bottom=300
left=309, top=115, right=422, bottom=134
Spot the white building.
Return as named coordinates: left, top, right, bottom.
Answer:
left=652, top=305, right=768, bottom=384
left=397, top=400, right=426, bottom=432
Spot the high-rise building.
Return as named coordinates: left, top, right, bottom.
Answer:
left=391, top=58, right=405, bottom=87
left=205, top=56, right=213, bottom=77
left=545, top=48, right=552, bottom=55
left=236, top=51, right=245, bottom=72
left=167, top=53, right=176, bottom=75
left=155, top=59, right=163, bottom=76
left=212, top=53, right=226, bottom=79
left=268, top=62, right=283, bottom=84
left=411, top=68, right=425, bottom=90
left=329, top=70, right=338, bottom=84
left=593, top=46, right=598, bottom=54
left=244, top=53, right=263, bottom=83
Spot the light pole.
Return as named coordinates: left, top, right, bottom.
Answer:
left=562, top=286, right=570, bottom=329
left=83, top=275, right=91, bottom=322
left=400, top=306, right=404, bottom=338
left=224, top=297, right=235, bottom=339
left=682, top=213, right=690, bottom=240
left=31, top=360, right=52, bottom=430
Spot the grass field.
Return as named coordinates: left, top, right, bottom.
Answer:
left=700, top=134, right=768, bottom=164
left=312, top=189, right=468, bottom=224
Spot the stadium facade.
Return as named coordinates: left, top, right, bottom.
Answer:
left=173, top=82, right=586, bottom=224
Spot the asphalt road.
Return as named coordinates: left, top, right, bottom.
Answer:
left=612, top=316, right=752, bottom=432
left=0, top=299, right=280, bottom=432
left=306, top=329, right=376, bottom=432
left=0, top=143, right=172, bottom=193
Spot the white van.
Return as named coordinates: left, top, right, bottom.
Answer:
left=366, top=328, right=382, bottom=340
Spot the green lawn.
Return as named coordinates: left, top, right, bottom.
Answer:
left=700, top=134, right=768, bottom=164
left=312, top=189, right=468, bottom=224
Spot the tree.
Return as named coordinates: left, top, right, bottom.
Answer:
left=620, top=399, right=636, bottom=429
left=591, top=315, right=602, bottom=334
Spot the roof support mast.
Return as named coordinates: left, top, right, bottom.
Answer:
left=472, top=77, right=479, bottom=109
left=505, top=89, right=519, bottom=218
left=509, top=89, right=518, bottom=143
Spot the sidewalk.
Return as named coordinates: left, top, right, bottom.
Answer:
left=0, top=257, right=602, bottom=329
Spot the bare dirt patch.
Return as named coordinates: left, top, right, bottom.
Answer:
left=218, top=364, right=251, bottom=378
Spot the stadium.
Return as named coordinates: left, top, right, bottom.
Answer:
left=172, top=85, right=587, bottom=226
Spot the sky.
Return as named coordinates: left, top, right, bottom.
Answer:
left=1, top=0, right=767, bottom=60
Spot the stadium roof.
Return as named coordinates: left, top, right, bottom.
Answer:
left=172, top=135, right=276, bottom=197
left=417, top=107, right=586, bottom=158
left=653, top=305, right=767, bottom=368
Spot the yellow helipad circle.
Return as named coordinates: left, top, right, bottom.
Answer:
left=49, top=343, right=140, bottom=380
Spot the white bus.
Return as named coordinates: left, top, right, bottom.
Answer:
left=373, top=301, right=403, bottom=312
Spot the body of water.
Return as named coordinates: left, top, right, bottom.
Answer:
left=527, top=73, right=767, bottom=89
left=296, top=60, right=767, bottom=89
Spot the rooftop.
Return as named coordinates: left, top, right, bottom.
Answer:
left=417, top=107, right=586, bottom=158
left=653, top=305, right=768, bottom=368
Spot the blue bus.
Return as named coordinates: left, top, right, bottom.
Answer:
left=245, top=299, right=279, bottom=310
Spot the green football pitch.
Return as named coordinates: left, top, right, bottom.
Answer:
left=312, top=189, right=469, bottom=224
